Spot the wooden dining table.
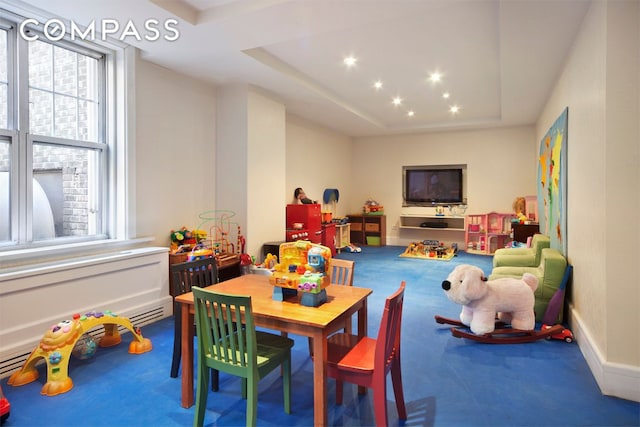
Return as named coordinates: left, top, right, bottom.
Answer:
left=174, top=273, right=372, bottom=427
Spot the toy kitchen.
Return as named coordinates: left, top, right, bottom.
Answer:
left=285, top=204, right=336, bottom=255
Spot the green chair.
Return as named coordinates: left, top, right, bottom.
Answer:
left=493, top=234, right=550, bottom=268
left=192, top=286, right=294, bottom=427
left=489, top=248, right=567, bottom=322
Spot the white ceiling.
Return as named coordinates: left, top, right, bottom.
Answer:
left=17, top=0, right=590, bottom=137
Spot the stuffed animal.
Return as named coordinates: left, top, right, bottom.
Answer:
left=441, top=264, right=538, bottom=335
left=513, top=196, right=528, bottom=223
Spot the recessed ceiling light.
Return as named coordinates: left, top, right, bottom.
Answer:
left=442, top=92, right=450, bottom=99
left=343, top=56, right=357, bottom=67
left=429, top=72, right=443, bottom=83
left=373, top=80, right=383, bottom=90
left=407, top=111, right=415, bottom=117
left=450, top=105, right=460, bottom=114
left=392, top=97, right=402, bottom=106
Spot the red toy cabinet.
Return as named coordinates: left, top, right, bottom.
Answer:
left=321, top=222, right=336, bottom=256
left=286, top=204, right=322, bottom=243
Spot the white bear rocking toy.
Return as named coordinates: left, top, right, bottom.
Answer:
left=441, top=264, right=537, bottom=335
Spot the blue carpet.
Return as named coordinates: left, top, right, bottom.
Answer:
left=2, top=246, right=639, bottom=426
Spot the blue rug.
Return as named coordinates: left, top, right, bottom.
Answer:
left=2, top=246, right=638, bottom=426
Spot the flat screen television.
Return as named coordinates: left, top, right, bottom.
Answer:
left=403, top=165, right=467, bottom=206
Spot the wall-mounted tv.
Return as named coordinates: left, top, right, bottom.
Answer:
left=403, top=164, right=467, bottom=206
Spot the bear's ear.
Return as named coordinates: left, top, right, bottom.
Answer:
left=462, top=271, right=488, bottom=300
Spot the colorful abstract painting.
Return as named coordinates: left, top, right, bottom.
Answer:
left=537, top=107, right=568, bottom=255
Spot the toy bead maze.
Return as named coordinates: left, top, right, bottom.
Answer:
left=8, top=310, right=152, bottom=396
left=400, top=240, right=457, bottom=261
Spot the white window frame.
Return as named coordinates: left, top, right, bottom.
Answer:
left=0, top=4, right=142, bottom=268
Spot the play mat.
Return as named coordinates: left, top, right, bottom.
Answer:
left=399, top=240, right=457, bottom=261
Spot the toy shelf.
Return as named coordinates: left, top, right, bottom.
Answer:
left=399, top=214, right=465, bottom=231
left=464, top=212, right=515, bottom=255
left=398, top=214, right=466, bottom=248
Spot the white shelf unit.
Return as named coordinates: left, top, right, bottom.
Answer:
left=399, top=214, right=466, bottom=232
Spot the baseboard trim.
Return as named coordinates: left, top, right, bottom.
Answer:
left=569, top=306, right=640, bottom=402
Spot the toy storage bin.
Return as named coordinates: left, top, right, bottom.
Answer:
left=366, top=236, right=381, bottom=245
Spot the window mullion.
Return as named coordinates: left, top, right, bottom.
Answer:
left=16, top=30, right=29, bottom=243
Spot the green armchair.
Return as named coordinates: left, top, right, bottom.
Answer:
left=493, top=234, right=550, bottom=268
left=489, top=247, right=567, bottom=322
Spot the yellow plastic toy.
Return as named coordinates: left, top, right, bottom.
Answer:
left=269, top=241, right=331, bottom=306
left=8, top=310, right=152, bottom=396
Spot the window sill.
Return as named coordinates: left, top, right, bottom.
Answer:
left=0, top=237, right=159, bottom=271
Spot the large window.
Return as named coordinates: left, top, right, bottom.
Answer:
left=0, top=11, right=121, bottom=250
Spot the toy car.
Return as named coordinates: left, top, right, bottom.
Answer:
left=542, top=324, right=574, bottom=343
left=0, top=383, right=10, bottom=425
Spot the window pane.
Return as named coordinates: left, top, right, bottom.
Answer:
left=54, top=93, right=77, bottom=139
left=29, top=40, right=52, bottom=91
left=0, top=140, right=9, bottom=242
left=79, top=99, right=98, bottom=142
left=29, top=88, right=53, bottom=136
left=29, top=40, right=100, bottom=142
left=32, top=143, right=101, bottom=240
left=53, top=46, right=77, bottom=96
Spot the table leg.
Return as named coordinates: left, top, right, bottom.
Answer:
left=312, top=329, right=328, bottom=427
left=181, top=304, right=194, bottom=408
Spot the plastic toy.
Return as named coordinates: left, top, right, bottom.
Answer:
left=8, top=310, right=152, bottom=396
left=400, top=240, right=456, bottom=261
left=0, top=383, right=9, bottom=424
left=269, top=241, right=331, bottom=306
left=542, top=324, right=574, bottom=343
left=71, top=333, right=97, bottom=360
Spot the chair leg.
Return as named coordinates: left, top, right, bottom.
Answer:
left=372, top=375, right=388, bottom=427
left=391, top=361, right=407, bottom=420
left=211, top=369, right=219, bottom=392
left=283, top=353, right=291, bottom=414
left=246, top=378, right=258, bottom=427
left=242, top=378, right=247, bottom=399
left=344, top=318, right=352, bottom=335
left=194, top=363, right=209, bottom=427
left=307, top=337, right=314, bottom=357
left=335, top=379, right=344, bottom=405
left=170, top=313, right=181, bottom=378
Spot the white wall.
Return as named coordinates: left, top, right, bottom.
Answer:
left=217, top=85, right=287, bottom=260
left=247, top=89, right=286, bottom=258
left=351, top=126, right=536, bottom=246
left=135, top=57, right=217, bottom=246
left=285, top=114, right=354, bottom=218
left=536, top=0, right=639, bottom=401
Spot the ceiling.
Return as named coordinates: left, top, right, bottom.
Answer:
left=17, top=0, right=590, bottom=137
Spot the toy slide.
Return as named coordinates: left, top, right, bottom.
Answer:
left=8, top=311, right=152, bottom=396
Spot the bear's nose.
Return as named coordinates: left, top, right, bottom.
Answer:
left=442, top=280, right=451, bottom=291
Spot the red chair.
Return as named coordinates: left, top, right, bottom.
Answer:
left=326, top=281, right=407, bottom=426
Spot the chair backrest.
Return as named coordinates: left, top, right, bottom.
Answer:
left=329, top=258, right=354, bottom=286
left=531, top=234, right=551, bottom=265
left=375, top=281, right=406, bottom=374
left=171, top=257, right=218, bottom=297
left=192, top=286, right=257, bottom=374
